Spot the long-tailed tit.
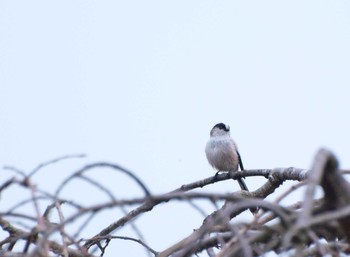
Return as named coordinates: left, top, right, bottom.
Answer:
left=205, top=123, right=249, bottom=191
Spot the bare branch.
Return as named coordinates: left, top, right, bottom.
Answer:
left=2, top=150, right=350, bottom=257
left=54, top=162, right=151, bottom=198
left=28, top=154, right=86, bottom=178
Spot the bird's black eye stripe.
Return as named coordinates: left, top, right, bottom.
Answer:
left=214, top=123, right=229, bottom=131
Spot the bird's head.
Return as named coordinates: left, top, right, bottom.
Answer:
left=210, top=123, right=230, bottom=137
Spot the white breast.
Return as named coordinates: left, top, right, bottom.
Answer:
left=205, top=136, right=239, bottom=172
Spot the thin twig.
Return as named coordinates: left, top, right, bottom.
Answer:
left=28, top=154, right=86, bottom=178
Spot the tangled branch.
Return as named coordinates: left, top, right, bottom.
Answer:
left=0, top=149, right=349, bottom=256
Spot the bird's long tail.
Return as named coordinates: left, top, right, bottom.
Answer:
left=236, top=150, right=249, bottom=191
left=237, top=177, right=258, bottom=213
left=237, top=177, right=249, bottom=191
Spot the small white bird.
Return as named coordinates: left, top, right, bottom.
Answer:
left=205, top=122, right=249, bottom=191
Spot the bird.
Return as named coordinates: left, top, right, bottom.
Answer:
left=205, top=122, right=249, bottom=191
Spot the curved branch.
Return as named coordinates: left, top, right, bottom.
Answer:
left=55, top=163, right=151, bottom=198
left=28, top=154, right=86, bottom=178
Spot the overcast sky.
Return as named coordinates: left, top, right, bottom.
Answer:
left=1, top=1, right=350, bottom=256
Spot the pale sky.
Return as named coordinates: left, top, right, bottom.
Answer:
left=1, top=1, right=350, bottom=256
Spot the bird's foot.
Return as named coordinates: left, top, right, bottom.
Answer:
left=214, top=170, right=222, bottom=181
